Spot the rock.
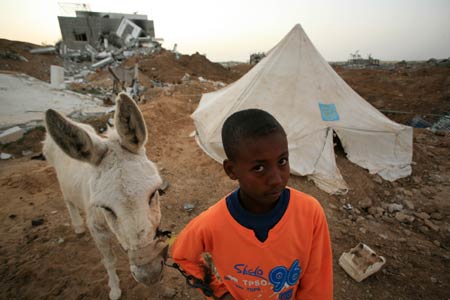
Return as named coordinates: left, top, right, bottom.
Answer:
left=162, top=287, right=177, bottom=298
left=433, top=240, right=441, bottom=247
left=418, top=225, right=429, bottom=234
left=422, top=205, right=436, bottom=214
left=21, top=150, right=33, bottom=156
left=430, top=212, right=443, bottom=220
left=412, top=176, right=422, bottom=184
left=430, top=277, right=438, bottom=284
left=384, top=190, right=391, bottom=197
left=387, top=203, right=403, bottom=213
left=403, top=229, right=412, bottom=236
left=395, top=212, right=415, bottom=224
left=57, top=237, right=64, bottom=244
left=368, top=206, right=384, bottom=217
left=342, top=203, right=353, bottom=210
left=414, top=212, right=430, bottom=220
left=424, top=219, right=440, bottom=232
left=402, top=199, right=415, bottom=210
left=329, top=203, right=338, bottom=210
left=398, top=238, right=407, bottom=243
left=373, top=176, right=383, bottom=184
left=183, top=203, right=195, bottom=212
left=379, top=233, right=388, bottom=240
left=359, top=227, right=367, bottom=234
left=403, top=190, right=413, bottom=197
left=429, top=174, right=444, bottom=184
left=31, top=218, right=44, bottom=227
left=341, top=218, right=352, bottom=225
left=0, top=153, right=13, bottom=160
left=358, top=197, right=373, bottom=209
left=356, top=216, right=365, bottom=223
left=0, top=126, right=25, bottom=144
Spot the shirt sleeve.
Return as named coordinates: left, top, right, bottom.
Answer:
left=171, top=215, right=229, bottom=299
left=296, top=204, right=334, bottom=300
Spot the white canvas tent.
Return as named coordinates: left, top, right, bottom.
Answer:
left=191, top=24, right=413, bottom=194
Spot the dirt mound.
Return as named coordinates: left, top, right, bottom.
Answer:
left=137, top=50, right=240, bottom=84
left=0, top=39, right=63, bottom=82
left=336, top=66, right=450, bottom=125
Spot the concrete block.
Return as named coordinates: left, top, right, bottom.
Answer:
left=51, top=65, right=65, bottom=89
left=339, top=242, right=386, bottom=282
left=0, top=126, right=25, bottom=144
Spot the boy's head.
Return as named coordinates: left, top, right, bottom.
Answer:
left=221, top=109, right=286, bottom=161
left=221, top=109, right=290, bottom=213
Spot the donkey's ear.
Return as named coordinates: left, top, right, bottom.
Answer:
left=45, top=109, right=107, bottom=165
left=115, top=93, right=147, bottom=153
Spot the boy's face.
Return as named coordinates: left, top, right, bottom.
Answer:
left=223, top=131, right=290, bottom=214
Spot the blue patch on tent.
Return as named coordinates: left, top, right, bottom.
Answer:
left=319, top=103, right=339, bottom=121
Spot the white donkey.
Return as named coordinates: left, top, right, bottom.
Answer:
left=43, top=93, right=168, bottom=300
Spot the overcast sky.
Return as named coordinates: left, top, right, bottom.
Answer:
left=0, top=0, right=449, bottom=62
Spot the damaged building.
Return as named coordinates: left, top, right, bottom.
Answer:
left=58, top=11, right=156, bottom=50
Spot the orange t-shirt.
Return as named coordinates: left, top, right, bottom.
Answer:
left=171, top=187, right=333, bottom=300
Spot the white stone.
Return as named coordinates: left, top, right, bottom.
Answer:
left=0, top=126, right=24, bottom=144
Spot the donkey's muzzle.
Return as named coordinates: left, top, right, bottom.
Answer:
left=129, top=240, right=168, bottom=285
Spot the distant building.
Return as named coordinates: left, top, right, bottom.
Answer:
left=58, top=11, right=155, bottom=50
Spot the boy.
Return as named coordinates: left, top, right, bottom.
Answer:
left=171, top=109, right=333, bottom=300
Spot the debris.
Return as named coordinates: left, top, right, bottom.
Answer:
left=387, top=203, right=403, bottom=213
left=0, top=126, right=25, bottom=144
left=249, top=52, right=266, bottom=65
left=423, top=219, right=440, bottom=232
left=162, top=287, right=177, bottom=298
left=373, top=176, right=383, bottom=184
left=430, top=212, right=443, bottom=220
left=57, top=237, right=65, bottom=244
left=30, top=47, right=56, bottom=54
left=410, top=115, right=432, bottom=128
left=31, top=218, right=44, bottom=227
left=1, top=153, right=13, bottom=160
left=21, top=150, right=33, bottom=156
left=368, top=206, right=385, bottom=218
left=0, top=50, right=28, bottom=62
left=91, top=56, right=114, bottom=69
left=183, top=203, right=195, bottom=212
left=394, top=212, right=415, bottom=224
left=50, top=65, right=65, bottom=89
left=358, top=197, right=372, bottom=209
left=339, top=243, right=386, bottom=282
left=343, top=203, right=353, bottom=211
left=402, top=199, right=415, bottom=210
left=414, top=212, right=430, bottom=220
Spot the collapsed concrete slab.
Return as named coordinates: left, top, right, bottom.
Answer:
left=0, top=73, right=110, bottom=130
left=0, top=126, right=24, bottom=144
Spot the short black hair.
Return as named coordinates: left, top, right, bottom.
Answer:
left=221, top=109, right=286, bottom=160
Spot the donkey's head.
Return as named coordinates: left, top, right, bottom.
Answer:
left=45, top=93, right=167, bottom=285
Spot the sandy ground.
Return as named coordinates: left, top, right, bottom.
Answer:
left=1, top=40, right=450, bottom=300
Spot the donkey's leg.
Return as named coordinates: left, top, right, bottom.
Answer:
left=64, top=200, right=86, bottom=234
left=87, top=215, right=121, bottom=300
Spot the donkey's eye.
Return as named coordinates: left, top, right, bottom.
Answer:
left=101, top=206, right=117, bottom=218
